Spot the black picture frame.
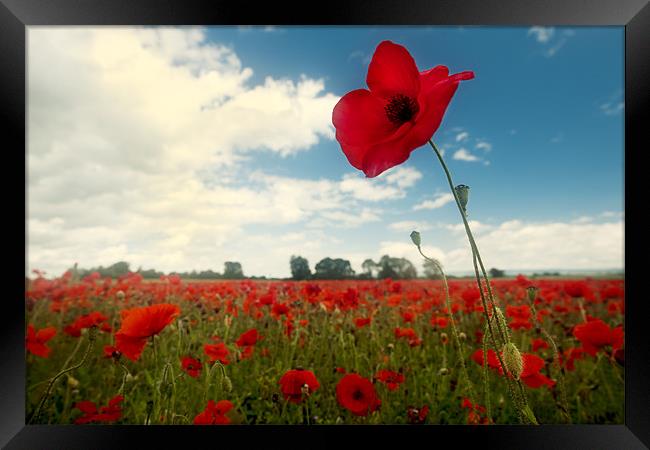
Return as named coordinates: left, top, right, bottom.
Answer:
left=2, top=0, right=647, bottom=448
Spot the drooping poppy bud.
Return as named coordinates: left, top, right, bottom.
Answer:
left=410, top=230, right=421, bottom=247
left=503, top=342, right=524, bottom=380
left=454, top=184, right=470, bottom=214
left=526, top=286, right=538, bottom=303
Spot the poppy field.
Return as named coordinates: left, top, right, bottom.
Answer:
left=25, top=272, right=625, bottom=425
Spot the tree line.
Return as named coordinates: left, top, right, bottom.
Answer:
left=67, top=258, right=508, bottom=281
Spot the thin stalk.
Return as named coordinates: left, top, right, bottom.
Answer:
left=428, top=139, right=536, bottom=424
left=30, top=327, right=97, bottom=424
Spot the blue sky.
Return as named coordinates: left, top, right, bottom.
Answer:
left=27, top=26, right=624, bottom=277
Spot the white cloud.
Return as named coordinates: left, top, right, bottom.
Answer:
left=528, top=27, right=555, bottom=43
left=388, top=221, right=433, bottom=233
left=453, top=148, right=480, bottom=162
left=544, top=38, right=567, bottom=57
left=27, top=27, right=349, bottom=277
left=455, top=131, right=469, bottom=142
left=475, top=141, right=492, bottom=152
left=381, top=166, right=423, bottom=189
left=439, top=218, right=624, bottom=272
left=600, top=101, right=624, bottom=116
left=413, top=193, right=455, bottom=210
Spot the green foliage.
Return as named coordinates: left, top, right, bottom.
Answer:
left=313, top=257, right=355, bottom=279
left=289, top=256, right=312, bottom=280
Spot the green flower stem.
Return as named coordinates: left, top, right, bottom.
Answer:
left=428, top=139, right=536, bottom=424
left=415, top=245, right=475, bottom=402
left=30, top=327, right=96, bottom=424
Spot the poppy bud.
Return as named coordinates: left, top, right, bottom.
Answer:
left=526, top=286, right=538, bottom=303
left=116, top=290, right=125, bottom=300
left=503, top=342, right=523, bottom=380
left=440, top=333, right=449, bottom=345
left=454, top=184, right=470, bottom=214
left=67, top=375, right=79, bottom=388
left=459, top=332, right=467, bottom=342
left=224, top=315, right=232, bottom=328
left=438, top=367, right=449, bottom=376
left=222, top=375, right=233, bottom=393
left=410, top=231, right=421, bottom=247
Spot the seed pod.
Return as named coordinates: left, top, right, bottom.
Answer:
left=222, top=375, right=233, bottom=393
left=503, top=342, right=524, bottom=380
left=454, top=185, right=470, bottom=214
left=410, top=231, right=421, bottom=247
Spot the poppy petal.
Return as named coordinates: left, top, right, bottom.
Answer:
left=367, top=41, right=420, bottom=99
left=115, top=333, right=148, bottom=361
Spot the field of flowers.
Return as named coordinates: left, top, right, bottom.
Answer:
left=25, top=271, right=624, bottom=425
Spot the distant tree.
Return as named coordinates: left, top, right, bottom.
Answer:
left=423, top=258, right=443, bottom=280
left=223, top=261, right=244, bottom=279
left=290, top=255, right=312, bottom=280
left=314, top=257, right=355, bottom=279
left=377, top=255, right=418, bottom=279
left=489, top=267, right=505, bottom=278
left=361, top=258, right=378, bottom=279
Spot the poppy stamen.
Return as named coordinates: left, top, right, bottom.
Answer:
left=385, top=94, right=419, bottom=124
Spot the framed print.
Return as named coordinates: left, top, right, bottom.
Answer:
left=2, top=0, right=648, bottom=448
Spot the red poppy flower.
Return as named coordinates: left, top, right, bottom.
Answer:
left=354, top=317, right=372, bottom=328
left=193, top=400, right=233, bottom=425
left=406, top=405, right=429, bottom=424
left=103, top=345, right=120, bottom=360
left=181, top=356, right=202, bottom=378
left=461, top=397, right=489, bottom=425
left=560, top=346, right=585, bottom=371
left=531, top=338, right=549, bottom=353
left=235, top=328, right=261, bottom=347
left=204, top=342, right=230, bottom=365
left=375, top=369, right=405, bottom=391
left=471, top=349, right=502, bottom=373
left=573, top=319, right=624, bottom=357
left=26, top=324, right=57, bottom=358
left=114, top=303, right=181, bottom=361
left=336, top=373, right=381, bottom=416
left=278, top=369, right=320, bottom=403
left=64, top=311, right=109, bottom=337
left=519, top=353, right=555, bottom=389
left=332, top=40, right=474, bottom=178
left=73, top=395, right=123, bottom=424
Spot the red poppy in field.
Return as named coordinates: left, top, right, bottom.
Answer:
left=519, top=353, right=555, bottom=389
left=26, top=324, right=57, bottom=358
left=531, top=338, right=549, bottom=353
left=114, top=303, right=181, bottom=361
left=73, top=395, right=123, bottom=424
left=181, top=356, right=202, bottom=378
left=103, top=345, right=120, bottom=360
left=560, top=346, right=586, bottom=371
left=204, top=342, right=230, bottom=365
left=471, top=348, right=502, bottom=373
left=506, top=305, right=533, bottom=330
left=336, top=373, right=381, bottom=416
left=406, top=405, right=430, bottom=424
left=332, top=40, right=474, bottom=178
left=355, top=317, right=372, bottom=328
left=375, top=369, right=405, bottom=391
left=461, top=397, right=489, bottom=425
left=64, top=311, right=109, bottom=337
left=193, top=400, right=233, bottom=425
left=235, top=328, right=261, bottom=347
left=278, top=368, right=321, bottom=403
left=430, top=314, right=448, bottom=329
left=573, top=319, right=623, bottom=357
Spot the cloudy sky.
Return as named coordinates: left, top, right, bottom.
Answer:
left=27, top=26, right=624, bottom=278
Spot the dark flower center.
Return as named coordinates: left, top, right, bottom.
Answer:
left=385, top=94, right=419, bottom=124
left=352, top=389, right=364, bottom=401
